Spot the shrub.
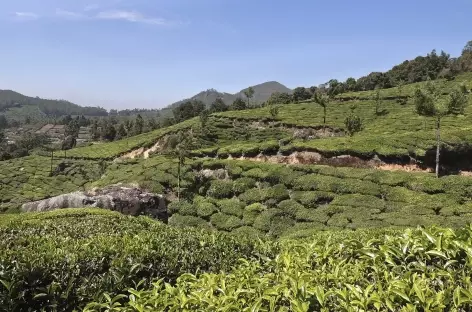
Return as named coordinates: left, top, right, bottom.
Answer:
left=169, top=213, right=210, bottom=228
left=210, top=213, right=244, bottom=231
left=291, top=191, right=334, bottom=208
left=177, top=201, right=198, bottom=216
left=227, top=165, right=243, bottom=177
left=167, top=201, right=185, bottom=215
left=196, top=201, right=218, bottom=218
left=0, top=209, right=276, bottom=311
left=270, top=215, right=296, bottom=237
left=231, top=226, right=264, bottom=238
left=277, top=200, right=305, bottom=218
left=207, top=180, right=234, bottom=199
left=242, top=168, right=267, bottom=180
left=268, top=184, right=290, bottom=203
left=239, top=188, right=269, bottom=204
left=217, top=198, right=245, bottom=217
left=233, top=177, right=257, bottom=194
left=253, top=211, right=273, bottom=233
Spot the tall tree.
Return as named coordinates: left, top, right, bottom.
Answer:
left=345, top=77, right=357, bottom=92
left=231, top=98, right=247, bottom=111
left=90, top=120, right=100, bottom=140
left=210, top=98, right=228, bottom=113
left=374, top=89, right=382, bottom=115
left=313, top=92, right=330, bottom=132
left=61, top=135, right=77, bottom=158
left=115, top=123, right=127, bottom=140
left=134, top=114, right=144, bottom=135
left=65, top=119, right=80, bottom=138
left=244, top=87, right=255, bottom=107
left=292, top=87, right=312, bottom=103
left=414, top=82, right=469, bottom=177
left=163, top=131, right=194, bottom=201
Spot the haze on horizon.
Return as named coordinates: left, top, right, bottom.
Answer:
left=0, top=0, right=470, bottom=110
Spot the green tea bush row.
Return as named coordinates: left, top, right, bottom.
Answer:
left=88, top=225, right=472, bottom=311
left=0, top=209, right=277, bottom=311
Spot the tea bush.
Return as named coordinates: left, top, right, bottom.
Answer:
left=88, top=225, right=472, bottom=312
left=207, top=180, right=234, bottom=199
left=0, top=209, right=277, bottom=311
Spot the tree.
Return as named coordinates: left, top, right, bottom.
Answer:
left=0, top=130, right=5, bottom=145
left=210, top=98, right=228, bottom=113
left=463, top=40, right=472, bottom=54
left=134, top=114, right=144, bottom=135
left=292, top=87, right=312, bottom=103
left=244, top=87, right=255, bottom=107
left=147, top=118, right=158, bottom=131
left=231, top=98, right=247, bottom=111
left=102, top=122, right=116, bottom=141
left=173, top=100, right=206, bottom=123
left=396, top=80, right=408, bottom=105
left=313, top=92, right=330, bottom=131
left=90, top=120, right=100, bottom=141
left=344, top=105, right=363, bottom=136
left=268, top=104, right=280, bottom=118
left=267, top=92, right=292, bottom=105
left=200, top=109, right=210, bottom=128
left=163, top=131, right=194, bottom=201
left=374, top=89, right=382, bottom=115
left=61, top=135, right=77, bottom=158
left=414, top=82, right=469, bottom=177
left=65, top=119, right=80, bottom=138
left=115, top=123, right=127, bottom=140
left=345, top=77, right=357, bottom=92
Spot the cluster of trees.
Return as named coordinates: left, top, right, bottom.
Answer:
left=0, top=131, right=51, bottom=160
left=312, top=41, right=472, bottom=95
left=110, top=108, right=160, bottom=117
left=89, top=114, right=161, bottom=142
left=172, top=97, right=250, bottom=124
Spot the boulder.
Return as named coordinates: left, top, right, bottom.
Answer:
left=21, top=184, right=168, bottom=223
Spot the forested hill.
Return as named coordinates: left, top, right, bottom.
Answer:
left=167, top=81, right=292, bottom=109
left=0, top=90, right=108, bottom=118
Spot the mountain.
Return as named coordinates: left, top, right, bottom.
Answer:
left=0, top=89, right=108, bottom=122
left=165, top=81, right=292, bottom=111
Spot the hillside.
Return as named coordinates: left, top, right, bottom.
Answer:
left=3, top=42, right=472, bottom=311
left=0, top=89, right=108, bottom=122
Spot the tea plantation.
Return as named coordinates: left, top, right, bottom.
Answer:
left=2, top=72, right=472, bottom=311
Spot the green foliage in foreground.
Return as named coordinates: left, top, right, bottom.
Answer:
left=87, top=225, right=472, bottom=311
left=0, top=209, right=275, bottom=311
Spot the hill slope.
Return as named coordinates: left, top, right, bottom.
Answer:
left=0, top=89, right=108, bottom=122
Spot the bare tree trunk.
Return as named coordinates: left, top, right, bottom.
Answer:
left=435, top=117, right=441, bottom=178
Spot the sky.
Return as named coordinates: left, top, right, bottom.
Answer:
left=0, top=0, right=471, bottom=110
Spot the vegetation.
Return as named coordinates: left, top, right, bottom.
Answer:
left=85, top=225, right=472, bottom=311
left=413, top=82, right=469, bottom=177
left=0, top=209, right=274, bottom=311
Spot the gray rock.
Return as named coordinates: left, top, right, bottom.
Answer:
left=21, top=184, right=168, bottom=223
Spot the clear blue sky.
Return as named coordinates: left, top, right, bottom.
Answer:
left=0, top=0, right=471, bottom=110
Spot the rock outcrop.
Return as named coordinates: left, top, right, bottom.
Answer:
left=21, top=184, right=168, bottom=223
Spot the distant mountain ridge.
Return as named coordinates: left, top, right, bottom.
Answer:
left=167, top=81, right=292, bottom=109
left=0, top=89, right=108, bottom=122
